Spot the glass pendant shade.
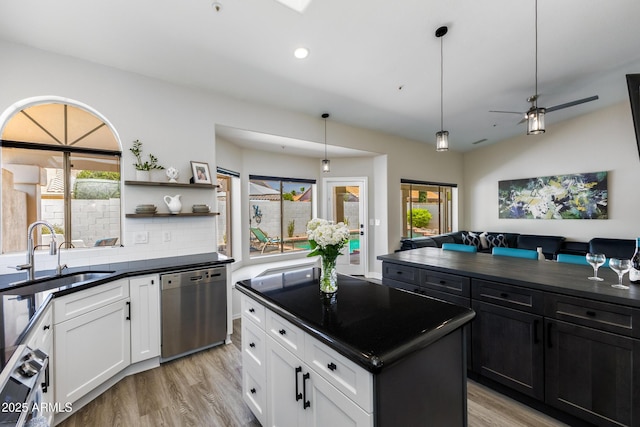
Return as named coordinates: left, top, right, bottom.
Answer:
left=322, top=158, right=330, bottom=172
left=435, top=130, right=449, bottom=152
left=526, top=107, right=546, bottom=135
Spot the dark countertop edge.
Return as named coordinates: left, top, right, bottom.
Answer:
left=235, top=282, right=475, bottom=374
left=377, top=252, right=640, bottom=308
left=6, top=254, right=234, bottom=349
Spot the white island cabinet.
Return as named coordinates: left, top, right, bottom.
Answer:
left=53, top=279, right=131, bottom=404
left=241, top=294, right=373, bottom=427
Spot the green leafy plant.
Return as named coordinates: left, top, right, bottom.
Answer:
left=130, top=139, right=164, bottom=171
left=408, top=208, right=432, bottom=228
left=41, top=223, right=64, bottom=235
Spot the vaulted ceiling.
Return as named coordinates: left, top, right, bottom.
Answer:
left=1, top=0, right=639, bottom=152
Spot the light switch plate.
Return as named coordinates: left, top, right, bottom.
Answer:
left=134, top=231, right=148, bottom=244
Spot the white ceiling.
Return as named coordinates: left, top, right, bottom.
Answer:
left=1, top=0, right=640, bottom=154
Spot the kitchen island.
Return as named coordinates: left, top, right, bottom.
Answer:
left=378, top=247, right=640, bottom=427
left=236, top=268, right=475, bottom=427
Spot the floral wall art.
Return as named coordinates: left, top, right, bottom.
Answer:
left=498, top=171, right=608, bottom=219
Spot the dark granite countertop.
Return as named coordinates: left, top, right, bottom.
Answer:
left=235, top=267, right=475, bottom=373
left=378, top=247, right=640, bottom=308
left=0, top=253, right=233, bottom=370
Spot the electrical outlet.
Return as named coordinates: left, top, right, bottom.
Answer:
left=134, top=231, right=148, bottom=244
left=163, top=231, right=171, bottom=242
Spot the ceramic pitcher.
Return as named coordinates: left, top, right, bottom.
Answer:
left=164, top=194, right=182, bottom=214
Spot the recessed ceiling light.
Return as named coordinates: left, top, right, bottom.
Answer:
left=294, top=47, right=309, bottom=59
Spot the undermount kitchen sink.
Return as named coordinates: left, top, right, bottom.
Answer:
left=10, top=271, right=115, bottom=294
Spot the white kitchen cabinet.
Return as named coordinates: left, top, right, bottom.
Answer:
left=266, top=336, right=371, bottom=427
left=54, top=297, right=131, bottom=404
left=25, top=304, right=54, bottom=426
left=129, top=274, right=160, bottom=363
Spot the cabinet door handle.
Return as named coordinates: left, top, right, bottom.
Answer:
left=295, top=367, right=302, bottom=401
left=126, top=301, right=131, bottom=320
left=249, top=342, right=256, bottom=348
left=41, top=363, right=50, bottom=393
left=43, top=325, right=50, bottom=331
left=586, top=310, right=596, bottom=317
left=500, top=292, right=509, bottom=299
left=328, top=362, right=337, bottom=371
left=547, top=322, right=553, bottom=348
left=279, top=329, right=286, bottom=335
left=250, top=388, right=256, bottom=394
left=396, top=271, right=402, bottom=275
left=302, top=372, right=310, bottom=409
left=439, top=280, right=446, bottom=285
left=249, top=308, right=255, bottom=313
left=533, top=320, right=540, bottom=344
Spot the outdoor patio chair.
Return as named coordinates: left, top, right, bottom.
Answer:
left=250, top=227, right=281, bottom=254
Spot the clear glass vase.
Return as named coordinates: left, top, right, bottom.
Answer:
left=320, top=257, right=338, bottom=294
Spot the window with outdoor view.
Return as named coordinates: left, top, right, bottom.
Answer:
left=401, top=179, right=456, bottom=238
left=249, top=175, right=315, bottom=257
left=1, top=102, right=121, bottom=253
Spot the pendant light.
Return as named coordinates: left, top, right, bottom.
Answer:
left=435, top=26, right=449, bottom=152
left=527, top=0, right=545, bottom=135
left=321, top=113, right=330, bottom=172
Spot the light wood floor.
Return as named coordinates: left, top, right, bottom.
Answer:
left=58, top=319, right=568, bottom=427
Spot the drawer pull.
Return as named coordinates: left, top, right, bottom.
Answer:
left=249, top=342, right=256, bottom=348
left=279, top=329, right=287, bottom=335
left=43, top=325, right=50, bottom=331
left=586, top=310, right=597, bottom=317
left=439, top=280, right=446, bottom=285
left=500, top=292, right=509, bottom=298
left=250, top=388, right=256, bottom=394
left=249, top=308, right=255, bottom=313
left=295, top=367, right=302, bottom=401
left=303, top=373, right=311, bottom=409
left=328, top=362, right=337, bottom=371
left=396, top=271, right=402, bottom=274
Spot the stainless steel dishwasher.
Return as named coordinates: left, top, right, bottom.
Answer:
left=160, top=266, right=227, bottom=362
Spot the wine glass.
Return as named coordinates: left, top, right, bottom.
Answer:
left=585, top=253, right=606, bottom=281
left=609, top=258, right=631, bottom=289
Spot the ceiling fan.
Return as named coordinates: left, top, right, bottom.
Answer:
left=490, top=0, right=599, bottom=135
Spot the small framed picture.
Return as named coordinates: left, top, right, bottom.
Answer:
left=191, top=161, right=212, bottom=184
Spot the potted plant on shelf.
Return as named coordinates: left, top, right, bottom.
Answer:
left=130, top=139, right=164, bottom=181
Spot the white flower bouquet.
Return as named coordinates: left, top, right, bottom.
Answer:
left=306, top=218, right=350, bottom=293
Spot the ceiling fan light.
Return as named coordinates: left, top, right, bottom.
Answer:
left=436, top=130, right=449, bottom=151
left=527, top=107, right=545, bottom=135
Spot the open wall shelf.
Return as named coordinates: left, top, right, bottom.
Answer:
left=124, top=180, right=219, bottom=189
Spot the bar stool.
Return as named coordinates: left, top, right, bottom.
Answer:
left=491, top=247, right=538, bottom=260
left=442, top=243, right=477, bottom=253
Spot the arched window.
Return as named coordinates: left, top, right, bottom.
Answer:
left=1, top=99, right=122, bottom=253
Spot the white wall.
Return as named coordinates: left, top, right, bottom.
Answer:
left=462, top=102, right=640, bottom=242
left=0, top=40, right=464, bottom=275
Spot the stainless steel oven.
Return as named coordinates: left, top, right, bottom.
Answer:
left=160, top=267, right=227, bottom=362
left=0, top=344, right=48, bottom=426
